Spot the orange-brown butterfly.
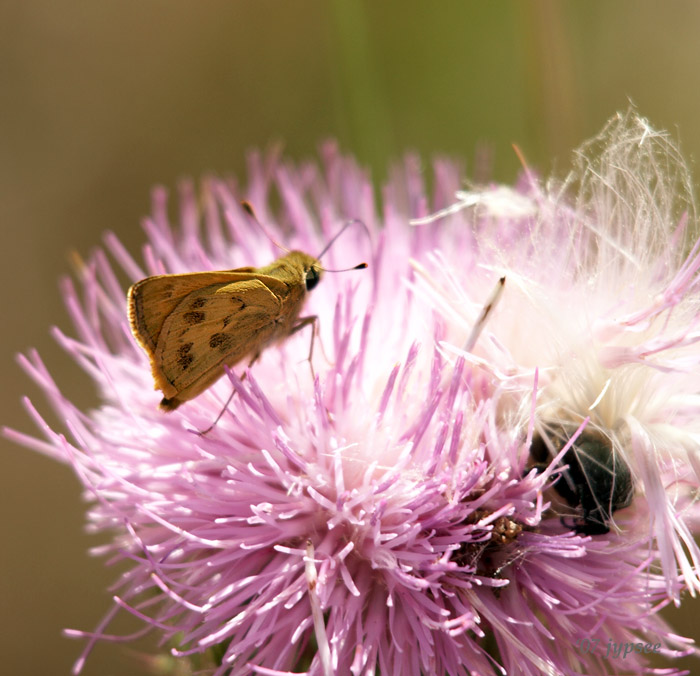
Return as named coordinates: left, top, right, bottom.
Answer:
left=128, top=204, right=366, bottom=412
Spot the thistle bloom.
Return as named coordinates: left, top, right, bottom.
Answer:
left=7, top=112, right=700, bottom=675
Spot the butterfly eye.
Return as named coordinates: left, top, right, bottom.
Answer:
left=305, top=267, right=320, bottom=291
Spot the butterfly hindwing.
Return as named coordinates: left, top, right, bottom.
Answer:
left=153, top=278, right=283, bottom=399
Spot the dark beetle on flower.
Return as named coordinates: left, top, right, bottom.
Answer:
left=530, top=426, right=635, bottom=535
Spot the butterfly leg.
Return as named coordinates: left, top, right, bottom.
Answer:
left=289, top=316, right=337, bottom=425
left=289, top=315, right=319, bottom=380
left=194, top=352, right=261, bottom=435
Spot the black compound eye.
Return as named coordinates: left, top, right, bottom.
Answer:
left=305, top=267, right=320, bottom=291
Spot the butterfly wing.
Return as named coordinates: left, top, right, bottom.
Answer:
left=128, top=269, right=285, bottom=352
left=152, top=278, right=283, bottom=404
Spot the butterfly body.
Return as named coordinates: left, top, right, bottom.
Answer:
left=128, top=251, right=322, bottom=411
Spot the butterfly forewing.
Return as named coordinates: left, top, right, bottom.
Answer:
left=129, top=269, right=258, bottom=352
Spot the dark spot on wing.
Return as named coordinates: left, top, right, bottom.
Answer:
left=177, top=342, right=194, bottom=370
left=209, top=332, right=234, bottom=352
left=190, top=297, right=207, bottom=309
left=222, top=314, right=233, bottom=327
left=183, top=311, right=205, bottom=325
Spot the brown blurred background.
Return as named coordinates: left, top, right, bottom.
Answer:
left=3, top=1, right=700, bottom=674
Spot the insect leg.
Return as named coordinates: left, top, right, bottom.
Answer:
left=289, top=315, right=319, bottom=380
left=194, top=353, right=261, bottom=436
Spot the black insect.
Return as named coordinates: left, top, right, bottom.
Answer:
left=530, top=427, right=634, bottom=535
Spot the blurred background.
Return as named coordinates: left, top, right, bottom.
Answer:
left=3, top=1, right=700, bottom=674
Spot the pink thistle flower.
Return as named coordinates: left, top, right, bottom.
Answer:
left=6, top=115, right=700, bottom=675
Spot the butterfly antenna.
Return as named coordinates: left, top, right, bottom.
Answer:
left=321, top=262, right=368, bottom=273
left=240, top=201, right=291, bottom=254
left=315, top=217, right=371, bottom=272
left=317, top=218, right=371, bottom=259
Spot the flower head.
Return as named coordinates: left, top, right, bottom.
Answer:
left=7, top=113, right=700, bottom=675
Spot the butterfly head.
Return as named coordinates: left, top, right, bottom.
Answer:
left=284, top=251, right=324, bottom=292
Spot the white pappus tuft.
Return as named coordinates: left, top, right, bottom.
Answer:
left=414, top=109, right=700, bottom=601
